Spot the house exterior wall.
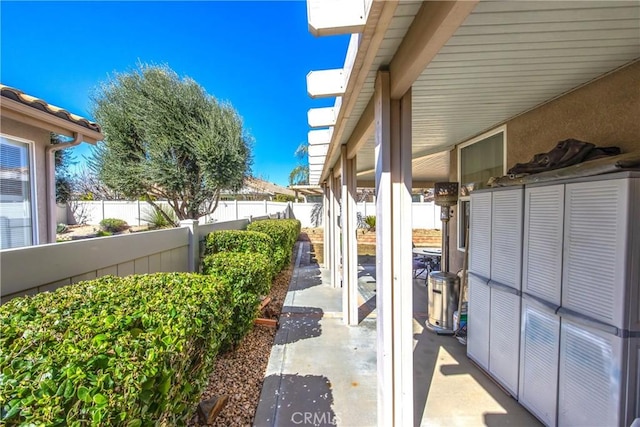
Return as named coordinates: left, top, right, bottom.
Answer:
left=450, top=61, right=640, bottom=274
left=507, top=61, right=640, bottom=165
left=1, top=117, right=50, bottom=244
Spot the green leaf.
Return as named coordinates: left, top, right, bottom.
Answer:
left=93, top=393, right=107, bottom=406
left=127, top=419, right=142, bottom=427
left=104, top=315, right=116, bottom=326
left=77, top=386, right=91, bottom=403
left=3, top=403, right=21, bottom=419
left=158, top=376, right=171, bottom=395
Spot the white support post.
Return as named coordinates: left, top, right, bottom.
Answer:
left=137, top=200, right=141, bottom=226
left=323, top=183, right=331, bottom=270
left=264, top=199, right=268, bottom=215
left=374, top=71, right=414, bottom=427
left=330, top=173, right=341, bottom=288
left=101, top=200, right=105, bottom=222
left=180, top=219, right=200, bottom=273
left=341, top=146, right=359, bottom=325
left=235, top=200, right=239, bottom=220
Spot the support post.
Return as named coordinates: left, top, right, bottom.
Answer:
left=341, top=146, right=359, bottom=325
left=323, top=183, right=331, bottom=269
left=374, top=71, right=414, bottom=426
left=330, top=172, right=341, bottom=288
left=180, top=219, right=200, bottom=273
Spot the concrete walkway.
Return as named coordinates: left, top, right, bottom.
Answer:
left=254, top=242, right=541, bottom=427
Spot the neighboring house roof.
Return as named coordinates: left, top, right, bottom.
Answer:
left=0, top=84, right=104, bottom=143
left=243, top=177, right=296, bottom=197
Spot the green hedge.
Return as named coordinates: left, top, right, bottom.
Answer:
left=204, top=230, right=274, bottom=258
left=202, top=252, right=273, bottom=347
left=246, top=219, right=301, bottom=271
left=0, top=273, right=234, bottom=426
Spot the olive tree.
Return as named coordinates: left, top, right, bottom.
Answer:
left=90, top=64, right=252, bottom=221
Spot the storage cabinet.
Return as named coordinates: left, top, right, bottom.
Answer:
left=468, top=187, right=523, bottom=396
left=468, top=172, right=640, bottom=427
left=467, top=273, right=490, bottom=370
left=519, top=295, right=560, bottom=427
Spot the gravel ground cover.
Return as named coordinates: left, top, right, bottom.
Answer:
left=188, top=245, right=296, bottom=426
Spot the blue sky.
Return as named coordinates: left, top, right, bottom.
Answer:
left=1, top=1, right=349, bottom=187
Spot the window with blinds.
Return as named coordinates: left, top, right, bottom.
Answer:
left=0, top=136, right=34, bottom=249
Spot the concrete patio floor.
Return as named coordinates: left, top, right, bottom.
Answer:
left=255, top=242, right=541, bottom=426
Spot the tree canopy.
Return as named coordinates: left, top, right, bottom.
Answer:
left=288, top=143, right=309, bottom=186
left=90, top=64, right=252, bottom=220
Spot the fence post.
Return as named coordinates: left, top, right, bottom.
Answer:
left=264, top=200, right=268, bottom=215
left=235, top=200, right=239, bottom=220
left=180, top=219, right=199, bottom=273
left=101, top=200, right=105, bottom=222
left=137, top=200, right=141, bottom=226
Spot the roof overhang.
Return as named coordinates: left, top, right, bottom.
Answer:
left=1, top=86, right=104, bottom=143
left=306, top=0, right=640, bottom=187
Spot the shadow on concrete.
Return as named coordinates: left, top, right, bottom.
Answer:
left=255, top=374, right=337, bottom=427
left=275, top=307, right=324, bottom=345
left=412, top=279, right=541, bottom=426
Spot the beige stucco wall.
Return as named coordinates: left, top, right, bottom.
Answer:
left=1, top=117, right=51, bottom=244
left=449, top=60, right=640, bottom=274
left=507, top=60, right=640, bottom=165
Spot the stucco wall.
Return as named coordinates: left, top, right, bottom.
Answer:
left=1, top=117, right=50, bottom=244
left=449, top=60, right=640, bottom=274
left=508, top=61, right=640, bottom=165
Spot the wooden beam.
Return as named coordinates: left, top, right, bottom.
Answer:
left=389, top=0, right=479, bottom=98
left=333, top=162, right=342, bottom=178
left=357, top=179, right=434, bottom=189
left=308, top=128, right=333, bottom=145
left=319, top=0, right=399, bottom=182
left=307, top=69, right=346, bottom=98
left=346, top=97, right=375, bottom=159
left=307, top=0, right=369, bottom=36
left=308, top=107, right=337, bottom=128
left=308, top=143, right=329, bottom=157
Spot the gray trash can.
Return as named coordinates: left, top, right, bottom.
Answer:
left=427, top=271, right=460, bottom=334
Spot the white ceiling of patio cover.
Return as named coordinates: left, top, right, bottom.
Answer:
left=328, top=1, right=640, bottom=185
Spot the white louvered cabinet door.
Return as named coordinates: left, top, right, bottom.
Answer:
left=491, top=188, right=524, bottom=290
left=467, top=274, right=491, bottom=370
left=488, top=285, right=521, bottom=397
left=523, top=185, right=565, bottom=305
left=519, top=296, right=560, bottom=427
left=558, top=319, right=624, bottom=427
left=470, top=191, right=492, bottom=280
left=562, top=179, right=635, bottom=330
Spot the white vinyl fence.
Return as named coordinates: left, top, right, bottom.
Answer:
left=0, top=213, right=284, bottom=303
left=59, top=200, right=439, bottom=229
left=59, top=200, right=293, bottom=227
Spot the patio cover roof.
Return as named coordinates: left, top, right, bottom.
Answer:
left=306, top=0, right=640, bottom=186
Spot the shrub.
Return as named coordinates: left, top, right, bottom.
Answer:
left=142, top=204, right=177, bottom=229
left=204, top=230, right=274, bottom=258
left=99, top=218, right=128, bottom=233
left=274, top=194, right=294, bottom=202
left=247, top=219, right=301, bottom=271
left=56, top=223, right=68, bottom=233
left=0, top=273, right=234, bottom=426
left=202, top=252, right=273, bottom=347
left=364, top=215, right=376, bottom=230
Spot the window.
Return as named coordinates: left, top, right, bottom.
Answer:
left=457, top=127, right=506, bottom=250
left=0, top=135, right=36, bottom=249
